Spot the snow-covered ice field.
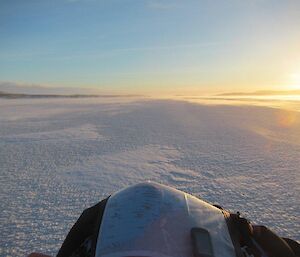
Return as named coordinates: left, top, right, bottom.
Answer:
left=0, top=97, right=299, bottom=256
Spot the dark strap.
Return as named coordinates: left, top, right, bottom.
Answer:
left=57, top=198, right=108, bottom=257
left=230, top=213, right=263, bottom=257
left=283, top=238, right=300, bottom=257
left=253, top=226, right=296, bottom=257
left=218, top=209, right=244, bottom=257
left=218, top=207, right=297, bottom=257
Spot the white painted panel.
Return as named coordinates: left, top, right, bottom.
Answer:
left=96, top=182, right=236, bottom=257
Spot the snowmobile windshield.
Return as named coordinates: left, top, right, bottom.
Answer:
left=95, top=182, right=236, bottom=257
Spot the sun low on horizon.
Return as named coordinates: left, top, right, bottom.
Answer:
left=288, top=72, right=300, bottom=90
left=1, top=0, right=300, bottom=95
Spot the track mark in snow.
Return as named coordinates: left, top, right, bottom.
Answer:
left=59, top=145, right=197, bottom=193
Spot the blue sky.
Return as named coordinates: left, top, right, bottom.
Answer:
left=1, top=0, right=300, bottom=94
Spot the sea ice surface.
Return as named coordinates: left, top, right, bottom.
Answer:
left=0, top=97, right=299, bottom=256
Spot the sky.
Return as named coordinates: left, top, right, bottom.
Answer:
left=1, top=0, right=300, bottom=95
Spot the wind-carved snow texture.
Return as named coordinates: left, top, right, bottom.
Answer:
left=0, top=98, right=299, bottom=256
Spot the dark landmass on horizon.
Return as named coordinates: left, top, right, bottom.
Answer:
left=0, top=91, right=143, bottom=99
left=217, top=90, right=300, bottom=96
left=183, top=96, right=297, bottom=103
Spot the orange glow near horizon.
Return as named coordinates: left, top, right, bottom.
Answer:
left=277, top=110, right=298, bottom=128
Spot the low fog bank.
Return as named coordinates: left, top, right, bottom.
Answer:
left=217, top=90, right=300, bottom=96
